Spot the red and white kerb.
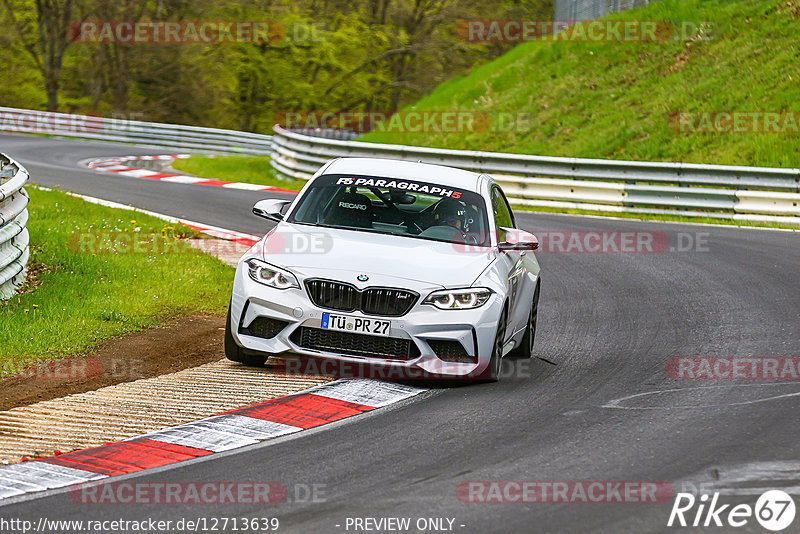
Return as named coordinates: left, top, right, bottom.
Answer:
left=85, top=154, right=298, bottom=193
left=0, top=379, right=425, bottom=500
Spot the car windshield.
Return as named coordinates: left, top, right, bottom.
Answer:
left=288, top=174, right=491, bottom=246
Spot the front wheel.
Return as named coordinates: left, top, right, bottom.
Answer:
left=225, top=306, right=268, bottom=367
left=478, top=309, right=507, bottom=382
left=508, top=281, right=540, bottom=359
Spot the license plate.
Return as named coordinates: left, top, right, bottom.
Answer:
left=321, top=313, right=391, bottom=337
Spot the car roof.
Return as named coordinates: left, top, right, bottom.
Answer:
left=322, top=157, right=483, bottom=192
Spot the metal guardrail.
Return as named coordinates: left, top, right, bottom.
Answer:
left=0, top=107, right=273, bottom=155
left=0, top=154, right=30, bottom=299
left=1, top=107, right=797, bottom=225
left=554, top=0, right=659, bottom=22
left=287, top=128, right=359, bottom=141
left=271, top=126, right=800, bottom=224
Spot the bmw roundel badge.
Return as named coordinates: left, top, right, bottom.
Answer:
left=357, top=274, right=369, bottom=282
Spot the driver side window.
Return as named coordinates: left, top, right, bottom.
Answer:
left=491, top=186, right=515, bottom=243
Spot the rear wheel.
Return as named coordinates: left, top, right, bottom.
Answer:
left=225, top=306, right=268, bottom=367
left=509, top=281, right=540, bottom=359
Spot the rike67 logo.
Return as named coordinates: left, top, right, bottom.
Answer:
left=668, top=490, right=796, bottom=531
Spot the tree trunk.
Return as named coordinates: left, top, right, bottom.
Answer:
left=45, top=75, right=59, bottom=111
left=35, top=0, right=74, bottom=111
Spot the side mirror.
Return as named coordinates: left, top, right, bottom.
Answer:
left=253, top=199, right=291, bottom=222
left=498, top=227, right=539, bottom=252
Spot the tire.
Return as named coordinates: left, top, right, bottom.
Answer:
left=225, top=306, right=268, bottom=367
left=509, top=281, right=540, bottom=359
left=478, top=308, right=507, bottom=382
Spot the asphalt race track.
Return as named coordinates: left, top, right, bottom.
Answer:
left=2, top=134, right=799, bottom=533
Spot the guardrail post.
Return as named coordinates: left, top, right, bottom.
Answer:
left=0, top=155, right=30, bottom=300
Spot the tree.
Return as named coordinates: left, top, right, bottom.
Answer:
left=0, top=0, right=554, bottom=126
left=2, top=0, right=82, bottom=110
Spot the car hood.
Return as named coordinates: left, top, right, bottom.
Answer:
left=258, top=223, right=496, bottom=290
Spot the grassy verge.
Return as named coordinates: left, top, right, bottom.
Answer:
left=360, top=0, right=800, bottom=168
left=171, top=155, right=305, bottom=191
left=0, top=187, right=234, bottom=374
left=352, top=0, right=800, bottom=229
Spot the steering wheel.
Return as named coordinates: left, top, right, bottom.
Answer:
left=373, top=188, right=424, bottom=233
left=464, top=232, right=480, bottom=245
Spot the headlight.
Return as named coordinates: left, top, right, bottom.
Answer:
left=423, top=288, right=493, bottom=310
left=245, top=259, right=299, bottom=290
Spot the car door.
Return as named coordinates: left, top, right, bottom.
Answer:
left=491, top=186, right=527, bottom=339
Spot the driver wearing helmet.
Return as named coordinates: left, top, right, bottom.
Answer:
left=432, top=198, right=467, bottom=231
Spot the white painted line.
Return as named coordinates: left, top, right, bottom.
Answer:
left=117, top=169, right=160, bottom=178
left=89, top=161, right=122, bottom=168
left=603, top=383, right=800, bottom=410
left=47, top=188, right=261, bottom=243
left=97, top=165, right=131, bottom=171
left=222, top=182, right=273, bottom=191
left=83, top=154, right=300, bottom=195
left=158, top=175, right=205, bottom=184
left=516, top=207, right=800, bottom=233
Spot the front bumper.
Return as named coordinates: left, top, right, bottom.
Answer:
left=230, top=265, right=503, bottom=378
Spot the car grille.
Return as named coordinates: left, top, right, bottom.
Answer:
left=239, top=317, right=289, bottom=340
left=305, top=279, right=418, bottom=317
left=428, top=339, right=476, bottom=363
left=305, top=280, right=359, bottom=311
left=291, top=327, right=420, bottom=360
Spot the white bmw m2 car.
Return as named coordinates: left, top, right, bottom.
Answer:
left=225, top=157, right=541, bottom=381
